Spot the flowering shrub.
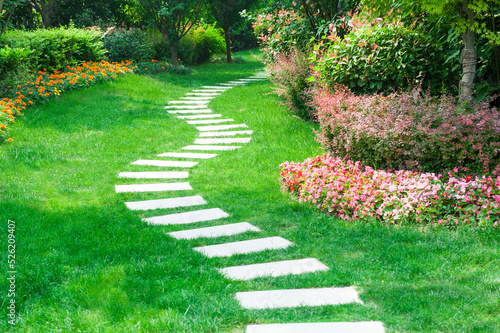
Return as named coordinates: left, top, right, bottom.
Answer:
left=280, top=154, right=500, bottom=229
left=252, top=8, right=312, bottom=61
left=312, top=83, right=500, bottom=175
left=267, top=48, right=314, bottom=120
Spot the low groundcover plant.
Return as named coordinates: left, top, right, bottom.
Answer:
left=281, top=154, right=500, bottom=229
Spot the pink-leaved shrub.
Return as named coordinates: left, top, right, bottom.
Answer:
left=280, top=154, right=500, bottom=228
left=266, top=48, right=315, bottom=120
left=312, top=83, right=500, bottom=174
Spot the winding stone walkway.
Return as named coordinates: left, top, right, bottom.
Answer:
left=115, top=73, right=385, bottom=332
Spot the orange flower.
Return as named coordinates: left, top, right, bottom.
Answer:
left=8, top=138, right=13, bottom=142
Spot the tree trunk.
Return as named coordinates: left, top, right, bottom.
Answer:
left=224, top=28, right=232, bottom=63
left=458, top=0, right=477, bottom=102
left=171, top=43, right=179, bottom=67
left=459, top=27, right=476, bottom=100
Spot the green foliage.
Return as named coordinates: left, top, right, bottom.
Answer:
left=179, top=24, right=226, bottom=64
left=312, top=23, right=460, bottom=95
left=2, top=27, right=106, bottom=72
left=103, top=26, right=153, bottom=62
left=230, top=17, right=258, bottom=51
left=0, top=45, right=30, bottom=86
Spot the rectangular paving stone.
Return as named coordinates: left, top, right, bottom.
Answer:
left=219, top=83, right=240, bottom=86
left=197, top=124, right=248, bottom=131
left=125, top=195, right=207, bottom=211
left=169, top=101, right=209, bottom=105
left=182, top=145, right=242, bottom=151
left=235, top=286, right=362, bottom=310
left=167, top=109, right=212, bottom=114
left=168, top=222, right=261, bottom=240
left=202, top=86, right=232, bottom=89
left=165, top=105, right=209, bottom=109
left=180, top=97, right=215, bottom=100
left=186, top=93, right=221, bottom=96
left=177, top=114, right=222, bottom=119
left=193, top=236, right=292, bottom=258
left=194, top=138, right=251, bottom=144
left=239, top=79, right=265, bottom=81
left=187, top=119, right=234, bottom=125
left=131, top=160, right=198, bottom=167
left=192, top=90, right=227, bottom=93
left=157, top=152, right=218, bottom=159
left=228, top=81, right=247, bottom=84
left=115, top=182, right=192, bottom=193
left=118, top=171, right=189, bottom=179
left=199, top=130, right=253, bottom=137
left=143, top=208, right=229, bottom=225
left=246, top=322, right=386, bottom=333
left=220, top=258, right=329, bottom=281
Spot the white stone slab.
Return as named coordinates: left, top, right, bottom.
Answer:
left=246, top=322, right=386, bottom=333
left=143, top=208, right=229, bottom=225
left=169, top=100, right=209, bottom=105
left=197, top=124, right=248, bottom=131
left=118, top=171, right=189, bottom=179
left=186, top=93, right=221, bottom=96
left=168, top=222, right=261, bottom=240
left=235, top=287, right=362, bottom=310
left=219, top=83, right=240, bottom=86
left=193, top=236, right=292, bottom=258
left=194, top=138, right=251, bottom=144
left=131, top=160, right=198, bottom=167
left=220, top=258, right=329, bottom=281
left=239, top=79, right=265, bottom=81
left=228, top=81, right=247, bottom=84
left=165, top=105, right=209, bottom=109
left=115, top=182, right=192, bottom=193
left=157, top=152, right=218, bottom=159
left=180, top=97, right=215, bottom=100
left=177, top=114, right=222, bottom=120
left=192, top=89, right=227, bottom=93
left=187, top=119, right=234, bottom=125
left=182, top=145, right=242, bottom=151
left=202, top=86, right=232, bottom=89
left=125, top=195, right=207, bottom=211
left=167, top=109, right=212, bottom=114
left=199, top=130, right=253, bottom=137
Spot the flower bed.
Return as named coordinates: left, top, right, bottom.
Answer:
left=0, top=59, right=173, bottom=143
left=281, top=154, right=500, bottom=229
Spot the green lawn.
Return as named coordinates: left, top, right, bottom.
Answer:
left=1, top=50, right=499, bottom=332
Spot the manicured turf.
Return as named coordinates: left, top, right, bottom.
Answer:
left=1, top=50, right=499, bottom=332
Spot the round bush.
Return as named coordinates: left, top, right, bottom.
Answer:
left=313, top=23, right=460, bottom=95
left=103, top=27, right=153, bottom=62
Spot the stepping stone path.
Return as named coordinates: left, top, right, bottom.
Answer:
left=114, top=72, right=385, bottom=332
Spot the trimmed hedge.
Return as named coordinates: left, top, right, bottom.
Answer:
left=2, top=27, right=106, bottom=72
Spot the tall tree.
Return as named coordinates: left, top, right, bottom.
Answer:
left=210, top=0, right=259, bottom=63
left=365, top=0, right=500, bottom=100
left=29, top=0, right=57, bottom=27
left=140, top=0, right=205, bottom=67
left=0, top=0, right=27, bottom=35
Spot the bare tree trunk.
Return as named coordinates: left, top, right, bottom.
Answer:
left=224, top=28, right=232, bottom=63
left=171, top=43, right=179, bottom=67
left=459, top=0, right=477, bottom=101
left=31, top=0, right=56, bottom=28
left=460, top=28, right=476, bottom=100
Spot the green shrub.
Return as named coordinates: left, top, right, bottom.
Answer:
left=103, top=27, right=153, bottom=62
left=312, top=23, right=460, bottom=95
left=179, top=24, right=226, bottom=65
left=2, top=26, right=106, bottom=72
left=0, top=46, right=31, bottom=88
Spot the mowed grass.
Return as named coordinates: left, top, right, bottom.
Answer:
left=1, top=50, right=500, bottom=332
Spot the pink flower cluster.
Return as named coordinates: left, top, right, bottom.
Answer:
left=280, top=154, right=500, bottom=229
